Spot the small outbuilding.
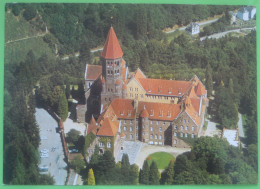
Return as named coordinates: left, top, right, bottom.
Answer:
left=186, top=22, right=200, bottom=35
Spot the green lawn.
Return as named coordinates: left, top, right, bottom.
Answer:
left=5, top=12, right=56, bottom=65
left=146, top=152, right=175, bottom=169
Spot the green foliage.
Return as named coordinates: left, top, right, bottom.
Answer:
left=161, top=160, right=174, bottom=185
left=84, top=132, right=96, bottom=156
left=57, top=92, right=68, bottom=120
left=139, top=160, right=150, bottom=185
left=66, top=129, right=81, bottom=144
left=70, top=155, right=85, bottom=173
left=23, top=5, right=37, bottom=21
left=149, top=161, right=160, bottom=185
left=87, top=168, right=95, bottom=185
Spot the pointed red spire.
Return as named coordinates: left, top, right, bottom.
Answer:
left=101, top=27, right=123, bottom=59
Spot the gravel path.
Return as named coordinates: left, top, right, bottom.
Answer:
left=135, top=144, right=190, bottom=168
left=204, top=119, right=221, bottom=137
left=63, top=115, right=87, bottom=136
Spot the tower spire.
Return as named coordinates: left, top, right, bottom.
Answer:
left=101, top=27, right=123, bottom=59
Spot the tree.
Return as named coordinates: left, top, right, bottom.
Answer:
left=57, top=92, right=68, bottom=121
left=70, top=155, right=85, bottom=173
left=163, top=160, right=174, bottom=184
left=205, top=63, right=213, bottom=96
left=79, top=42, right=91, bottom=64
left=87, top=168, right=95, bottom=185
left=149, top=161, right=160, bottom=185
left=130, top=164, right=139, bottom=185
left=65, top=84, right=71, bottom=99
left=66, top=129, right=81, bottom=144
left=139, top=160, right=150, bottom=184
left=23, top=5, right=37, bottom=21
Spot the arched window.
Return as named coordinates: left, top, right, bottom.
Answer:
left=159, top=135, right=162, bottom=140
left=150, top=134, right=153, bottom=139
left=155, top=134, right=158, bottom=139
left=174, top=139, right=177, bottom=144
left=192, top=126, right=195, bottom=131
left=185, top=126, right=188, bottom=130
left=181, top=126, right=184, bottom=130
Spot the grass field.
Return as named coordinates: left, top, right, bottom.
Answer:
left=146, top=152, right=175, bottom=169
left=5, top=12, right=56, bottom=65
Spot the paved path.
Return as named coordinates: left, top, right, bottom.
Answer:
left=36, top=108, right=68, bottom=185
left=165, top=18, right=219, bottom=34
left=237, top=113, right=245, bottom=138
left=203, top=118, right=221, bottom=137
left=61, top=47, right=103, bottom=60
left=135, top=144, right=190, bottom=168
left=200, top=26, right=256, bottom=41
left=63, top=115, right=87, bottom=136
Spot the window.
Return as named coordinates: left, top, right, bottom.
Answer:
left=130, top=120, right=133, bottom=124
left=130, top=134, right=133, bottom=139
left=105, top=98, right=107, bottom=101
left=130, top=126, right=133, bottom=132
left=151, top=121, right=153, bottom=124
left=180, top=133, right=183, bottom=137
left=157, top=121, right=159, bottom=125
left=141, top=94, right=144, bottom=98
left=163, top=121, right=166, bottom=125
left=192, top=134, right=195, bottom=138
left=108, top=88, right=110, bottom=92
left=136, top=133, right=138, bottom=137
left=108, top=70, right=110, bottom=74
left=174, top=139, right=177, bottom=144
left=99, top=142, right=103, bottom=147
left=192, top=126, right=195, bottom=131
left=124, top=126, right=126, bottom=131
left=143, top=132, right=145, bottom=136
left=155, top=135, right=158, bottom=139
left=136, top=126, right=138, bottom=130
left=159, top=127, right=162, bottom=132
left=124, top=120, right=126, bottom=124
left=111, top=70, right=113, bottom=74
left=151, top=127, right=153, bottom=132
left=130, top=87, right=133, bottom=91
left=174, top=132, right=177, bottom=136
left=107, top=142, right=111, bottom=148
left=181, top=126, right=184, bottom=130
left=185, top=126, right=188, bottom=131
left=174, top=125, right=177, bottom=130
left=150, top=134, right=153, bottom=139
left=185, top=133, right=188, bottom=137
left=184, top=119, right=186, bottom=123
left=159, top=135, right=162, bottom=140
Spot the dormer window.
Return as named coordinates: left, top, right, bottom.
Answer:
left=120, top=111, right=124, bottom=116
left=167, top=111, right=171, bottom=118
left=150, top=110, right=154, bottom=116
left=159, top=110, right=163, bottom=117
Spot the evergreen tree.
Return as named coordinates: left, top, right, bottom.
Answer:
left=139, top=160, right=150, bottom=185
left=79, top=42, right=91, bottom=64
left=87, top=168, right=95, bottom=185
left=65, top=84, right=71, bottom=99
left=205, top=63, right=213, bottom=96
left=164, top=160, right=174, bottom=184
left=121, top=154, right=131, bottom=184
left=149, top=161, right=160, bottom=185
left=57, top=92, right=68, bottom=121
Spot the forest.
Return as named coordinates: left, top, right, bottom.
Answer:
left=4, top=3, right=257, bottom=185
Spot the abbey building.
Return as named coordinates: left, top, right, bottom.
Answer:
left=80, top=27, right=208, bottom=160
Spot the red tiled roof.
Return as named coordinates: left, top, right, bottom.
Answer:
left=87, top=123, right=98, bottom=135
left=137, top=78, right=192, bottom=96
left=140, top=108, right=149, bottom=117
left=85, top=65, right=102, bottom=80
left=97, top=118, right=119, bottom=136
left=188, top=86, right=199, bottom=99
left=190, top=98, right=200, bottom=114
left=134, top=68, right=146, bottom=79
left=195, top=82, right=207, bottom=96
left=110, top=98, right=182, bottom=121
left=90, top=116, right=96, bottom=125
left=184, top=97, right=200, bottom=126
left=101, top=27, right=123, bottom=59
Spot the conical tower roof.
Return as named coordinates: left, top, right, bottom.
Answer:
left=101, top=27, right=123, bottom=59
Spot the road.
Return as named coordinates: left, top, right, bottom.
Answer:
left=165, top=18, right=219, bottom=34
left=200, top=26, right=256, bottom=41
left=36, top=108, right=68, bottom=185
left=61, top=47, right=103, bottom=60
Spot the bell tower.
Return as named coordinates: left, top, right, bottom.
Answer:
left=101, top=27, right=124, bottom=105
